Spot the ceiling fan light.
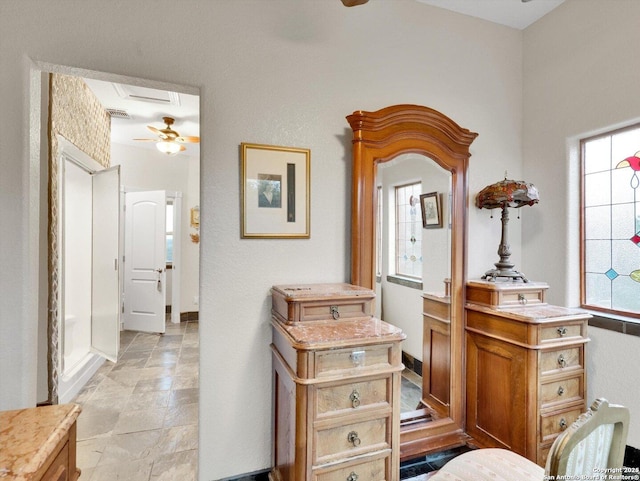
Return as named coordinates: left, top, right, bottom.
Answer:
left=156, top=140, right=182, bottom=155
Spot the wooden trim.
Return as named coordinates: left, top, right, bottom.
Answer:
left=346, top=104, right=478, bottom=458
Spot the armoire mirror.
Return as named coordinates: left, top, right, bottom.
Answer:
left=346, top=105, right=477, bottom=457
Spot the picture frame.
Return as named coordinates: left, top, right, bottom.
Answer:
left=420, top=191, right=443, bottom=229
left=241, top=142, right=310, bottom=238
left=190, top=206, right=200, bottom=228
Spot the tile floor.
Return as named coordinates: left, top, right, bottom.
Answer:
left=72, top=320, right=199, bottom=481
left=401, top=369, right=423, bottom=413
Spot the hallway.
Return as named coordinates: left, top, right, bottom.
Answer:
left=72, top=320, right=199, bottom=481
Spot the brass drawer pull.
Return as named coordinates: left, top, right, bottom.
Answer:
left=350, top=389, right=361, bottom=408
left=557, top=354, right=567, bottom=368
left=347, top=431, right=361, bottom=447
left=557, top=327, right=568, bottom=337
left=347, top=472, right=359, bottom=481
left=557, top=386, right=565, bottom=396
left=559, top=418, right=568, bottom=430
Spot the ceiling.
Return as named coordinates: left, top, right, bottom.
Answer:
left=416, top=0, right=565, bottom=30
left=84, top=77, right=200, bottom=157
left=84, top=0, right=563, bottom=156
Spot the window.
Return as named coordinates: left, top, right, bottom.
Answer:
left=166, top=203, right=174, bottom=264
left=581, top=124, right=640, bottom=318
left=395, top=182, right=422, bottom=279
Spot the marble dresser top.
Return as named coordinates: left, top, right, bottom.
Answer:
left=0, top=403, right=81, bottom=480
left=273, top=316, right=406, bottom=350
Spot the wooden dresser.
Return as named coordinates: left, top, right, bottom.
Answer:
left=464, top=280, right=590, bottom=466
left=270, top=283, right=405, bottom=481
left=0, top=403, right=81, bottom=481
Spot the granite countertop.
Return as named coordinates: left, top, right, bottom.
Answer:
left=273, top=316, right=406, bottom=350
left=0, top=403, right=81, bottom=480
left=271, top=283, right=375, bottom=301
left=466, top=302, right=592, bottom=323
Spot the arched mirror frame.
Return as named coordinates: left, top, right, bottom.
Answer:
left=347, top=104, right=478, bottom=454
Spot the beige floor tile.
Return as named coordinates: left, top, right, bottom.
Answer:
left=133, top=376, right=173, bottom=393
left=89, top=458, right=154, bottom=481
left=76, top=411, right=119, bottom=440
left=99, top=430, right=163, bottom=464
left=155, top=424, right=198, bottom=455
left=175, top=361, right=198, bottom=378
left=169, top=388, right=199, bottom=407
left=113, top=408, right=166, bottom=434
left=76, top=437, right=108, bottom=469
left=73, top=320, right=199, bottom=478
left=126, top=390, right=170, bottom=411
left=171, top=375, right=198, bottom=390
left=79, top=396, right=129, bottom=418
left=163, top=403, right=198, bottom=428
left=150, top=450, right=198, bottom=480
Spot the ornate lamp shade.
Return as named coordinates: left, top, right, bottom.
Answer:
left=476, top=177, right=540, bottom=282
left=476, top=179, right=540, bottom=210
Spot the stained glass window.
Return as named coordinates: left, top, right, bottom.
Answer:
left=395, top=182, right=423, bottom=279
left=582, top=124, right=640, bottom=318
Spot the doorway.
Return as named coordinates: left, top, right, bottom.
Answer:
left=32, top=63, right=201, bottom=414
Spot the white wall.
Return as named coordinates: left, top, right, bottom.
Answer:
left=1, top=1, right=523, bottom=479
left=111, top=142, right=200, bottom=313
left=522, top=0, right=640, bottom=448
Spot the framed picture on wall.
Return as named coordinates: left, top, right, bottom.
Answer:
left=420, top=191, right=443, bottom=229
left=240, top=143, right=310, bottom=238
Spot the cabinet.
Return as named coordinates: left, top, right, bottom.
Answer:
left=0, top=403, right=81, bottom=481
left=270, top=284, right=405, bottom=481
left=422, top=292, right=450, bottom=418
left=465, top=280, right=590, bottom=466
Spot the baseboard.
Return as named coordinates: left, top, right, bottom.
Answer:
left=213, top=468, right=270, bottom=481
left=625, top=445, right=640, bottom=469
left=402, top=351, right=423, bottom=377
left=180, top=311, right=199, bottom=321
left=166, top=306, right=199, bottom=321
left=58, top=352, right=105, bottom=404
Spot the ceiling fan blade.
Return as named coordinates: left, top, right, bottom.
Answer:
left=176, top=136, right=200, bottom=143
left=147, top=125, right=168, bottom=139
left=133, top=138, right=158, bottom=142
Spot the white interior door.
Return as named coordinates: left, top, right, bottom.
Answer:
left=124, top=190, right=167, bottom=334
left=91, top=166, right=121, bottom=362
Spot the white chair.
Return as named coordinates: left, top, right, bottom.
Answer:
left=428, top=398, right=630, bottom=481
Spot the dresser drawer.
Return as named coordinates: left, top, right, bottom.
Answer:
left=313, top=454, right=389, bottom=481
left=539, top=347, right=583, bottom=375
left=540, top=376, right=583, bottom=409
left=466, top=280, right=547, bottom=308
left=314, top=416, right=389, bottom=465
left=42, top=441, right=69, bottom=481
left=271, top=283, right=375, bottom=324
left=540, top=323, right=585, bottom=343
left=316, top=377, right=391, bottom=418
left=315, top=345, right=393, bottom=378
left=540, top=407, right=582, bottom=444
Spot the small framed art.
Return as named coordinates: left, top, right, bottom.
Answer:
left=420, top=191, right=443, bottom=229
left=241, top=143, right=310, bottom=238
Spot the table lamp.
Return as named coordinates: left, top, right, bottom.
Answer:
left=476, top=175, right=539, bottom=282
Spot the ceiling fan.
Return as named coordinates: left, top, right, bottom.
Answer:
left=134, top=116, right=200, bottom=155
